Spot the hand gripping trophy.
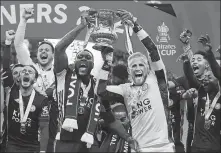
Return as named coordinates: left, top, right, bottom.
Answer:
left=77, top=6, right=135, bottom=55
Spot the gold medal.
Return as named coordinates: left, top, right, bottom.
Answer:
left=204, top=120, right=211, bottom=130
left=20, top=122, right=26, bottom=134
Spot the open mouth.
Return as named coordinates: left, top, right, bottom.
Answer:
left=79, top=63, right=87, bottom=68
left=40, top=54, right=48, bottom=60
left=192, top=65, right=199, bottom=72
left=135, top=73, right=143, bottom=78
left=23, top=77, right=30, bottom=82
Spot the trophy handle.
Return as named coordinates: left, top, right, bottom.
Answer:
left=83, top=27, right=94, bottom=49
left=124, top=24, right=134, bottom=55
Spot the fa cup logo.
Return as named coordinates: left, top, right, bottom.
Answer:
left=156, top=22, right=170, bottom=43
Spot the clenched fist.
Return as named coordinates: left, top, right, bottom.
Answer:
left=5, top=30, right=15, bottom=42
left=22, top=8, right=34, bottom=21
left=182, top=88, right=198, bottom=99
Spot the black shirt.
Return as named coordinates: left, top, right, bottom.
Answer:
left=7, top=88, right=49, bottom=150
left=192, top=87, right=220, bottom=150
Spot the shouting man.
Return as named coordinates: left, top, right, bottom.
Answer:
left=14, top=8, right=58, bottom=152
left=6, top=65, right=49, bottom=152
left=181, top=35, right=220, bottom=152
left=98, top=10, right=174, bottom=152
left=54, top=10, right=138, bottom=152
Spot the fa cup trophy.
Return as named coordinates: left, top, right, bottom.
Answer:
left=78, top=7, right=124, bottom=52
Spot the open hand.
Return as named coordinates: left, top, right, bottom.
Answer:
left=80, top=8, right=97, bottom=26
left=22, top=7, right=34, bottom=21
left=198, top=34, right=212, bottom=52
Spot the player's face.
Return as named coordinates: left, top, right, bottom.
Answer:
left=20, top=66, right=36, bottom=89
left=113, top=110, right=129, bottom=128
left=201, top=71, right=218, bottom=91
left=12, top=66, right=23, bottom=85
left=191, top=54, right=209, bottom=78
left=129, top=58, right=149, bottom=86
left=75, top=51, right=94, bottom=76
left=37, top=44, right=54, bottom=66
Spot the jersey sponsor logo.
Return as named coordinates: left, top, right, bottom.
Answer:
left=30, top=105, right=36, bottom=112
left=41, top=106, right=49, bottom=117
left=12, top=109, right=32, bottom=127
left=131, top=98, right=152, bottom=119
left=200, top=108, right=217, bottom=127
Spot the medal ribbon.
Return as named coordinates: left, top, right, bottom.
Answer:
left=204, top=91, right=220, bottom=120
left=19, top=90, right=36, bottom=124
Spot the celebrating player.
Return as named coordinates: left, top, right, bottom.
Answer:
left=98, top=10, right=174, bottom=152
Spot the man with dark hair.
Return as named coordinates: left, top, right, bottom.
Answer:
left=6, top=65, right=49, bottom=152
left=14, top=8, right=58, bottom=152
left=180, top=35, right=220, bottom=152
left=53, top=10, right=138, bottom=152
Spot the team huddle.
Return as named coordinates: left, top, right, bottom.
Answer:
left=0, top=7, right=220, bottom=153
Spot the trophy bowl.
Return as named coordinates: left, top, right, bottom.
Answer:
left=88, top=9, right=120, bottom=52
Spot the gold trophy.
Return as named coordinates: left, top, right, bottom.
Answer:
left=83, top=9, right=122, bottom=52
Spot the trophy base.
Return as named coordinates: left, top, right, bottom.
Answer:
left=92, top=43, right=114, bottom=52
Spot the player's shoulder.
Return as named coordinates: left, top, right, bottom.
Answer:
left=34, top=90, right=48, bottom=101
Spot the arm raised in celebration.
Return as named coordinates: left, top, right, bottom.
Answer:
left=14, top=8, right=34, bottom=65
left=54, top=12, right=89, bottom=73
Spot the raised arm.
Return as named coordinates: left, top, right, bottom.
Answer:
left=14, top=8, right=33, bottom=65
left=133, top=22, right=165, bottom=72
left=198, top=35, right=220, bottom=80
left=54, top=11, right=89, bottom=73
left=3, top=30, right=15, bottom=88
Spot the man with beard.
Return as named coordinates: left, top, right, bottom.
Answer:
left=54, top=10, right=138, bottom=152
left=180, top=37, right=220, bottom=152
left=0, top=30, right=25, bottom=152
left=98, top=10, right=174, bottom=152
left=6, top=65, right=49, bottom=152
left=14, top=8, right=58, bottom=152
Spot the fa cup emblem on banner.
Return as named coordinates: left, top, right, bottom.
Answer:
left=156, top=22, right=170, bottom=43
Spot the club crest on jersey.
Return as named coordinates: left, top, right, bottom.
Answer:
left=215, top=103, right=221, bottom=110
left=142, top=83, right=148, bottom=91
left=30, top=105, right=36, bottom=112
